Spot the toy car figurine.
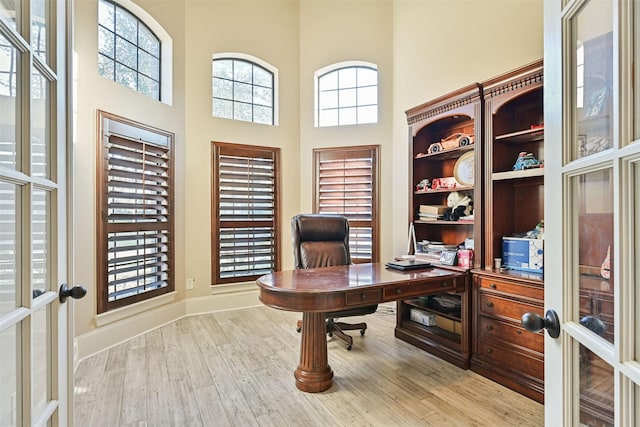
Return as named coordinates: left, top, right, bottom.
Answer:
left=428, top=133, right=474, bottom=153
left=512, top=152, right=542, bottom=170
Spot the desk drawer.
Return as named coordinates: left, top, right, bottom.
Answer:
left=478, top=277, right=543, bottom=300
left=478, top=293, right=542, bottom=322
left=345, top=288, right=381, bottom=306
left=478, top=316, right=543, bottom=354
left=383, top=278, right=457, bottom=300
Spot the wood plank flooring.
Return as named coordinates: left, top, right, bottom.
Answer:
left=74, top=303, right=544, bottom=426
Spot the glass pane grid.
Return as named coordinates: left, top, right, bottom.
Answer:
left=98, top=0, right=161, bottom=100
left=212, top=58, right=274, bottom=125
left=318, top=65, right=378, bottom=127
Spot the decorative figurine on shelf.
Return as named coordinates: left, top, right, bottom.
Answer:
left=443, top=191, right=472, bottom=221
left=600, top=245, right=611, bottom=279
left=512, top=152, right=543, bottom=170
left=415, top=178, right=430, bottom=191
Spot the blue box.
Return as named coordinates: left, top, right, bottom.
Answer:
left=502, top=237, right=544, bottom=272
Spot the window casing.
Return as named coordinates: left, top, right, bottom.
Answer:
left=97, top=111, right=174, bottom=313
left=212, top=55, right=277, bottom=125
left=313, top=146, right=379, bottom=263
left=315, top=62, right=378, bottom=127
left=98, top=0, right=161, bottom=100
left=212, top=142, right=280, bottom=284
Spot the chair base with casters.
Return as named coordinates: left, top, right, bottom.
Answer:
left=296, top=306, right=378, bottom=350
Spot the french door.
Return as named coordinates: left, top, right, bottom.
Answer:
left=544, top=0, right=640, bottom=425
left=0, top=0, right=75, bottom=425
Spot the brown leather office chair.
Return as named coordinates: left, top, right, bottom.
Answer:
left=292, top=214, right=378, bottom=350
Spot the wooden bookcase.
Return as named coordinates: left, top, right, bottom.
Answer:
left=395, top=84, right=483, bottom=369
left=471, top=60, right=545, bottom=403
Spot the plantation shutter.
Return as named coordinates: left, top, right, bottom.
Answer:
left=213, top=143, right=280, bottom=283
left=314, top=146, right=378, bottom=263
left=98, top=132, right=174, bottom=312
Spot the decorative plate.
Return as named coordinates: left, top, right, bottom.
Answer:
left=453, top=151, right=474, bottom=186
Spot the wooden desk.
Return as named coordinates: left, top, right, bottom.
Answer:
left=256, top=262, right=465, bottom=392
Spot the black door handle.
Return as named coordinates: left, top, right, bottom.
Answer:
left=59, top=284, right=87, bottom=303
left=521, top=309, right=560, bottom=338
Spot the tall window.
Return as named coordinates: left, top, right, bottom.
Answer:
left=313, top=146, right=379, bottom=263
left=212, top=54, right=277, bottom=125
left=315, top=61, right=378, bottom=127
left=98, top=0, right=161, bottom=100
left=212, top=142, right=280, bottom=284
left=96, top=111, right=174, bottom=313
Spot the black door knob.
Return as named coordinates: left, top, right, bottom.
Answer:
left=580, top=315, right=606, bottom=337
left=59, top=284, right=87, bottom=303
left=521, top=309, right=560, bottom=338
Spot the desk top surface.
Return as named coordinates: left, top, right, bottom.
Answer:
left=256, top=262, right=463, bottom=293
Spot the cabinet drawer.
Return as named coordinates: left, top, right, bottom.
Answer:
left=383, top=278, right=457, bottom=300
left=476, top=340, right=544, bottom=380
left=345, top=289, right=381, bottom=306
left=478, top=293, right=542, bottom=322
left=478, top=277, right=543, bottom=300
left=478, top=316, right=543, bottom=354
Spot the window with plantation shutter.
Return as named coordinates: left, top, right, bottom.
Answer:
left=313, top=145, right=379, bottom=263
left=97, top=112, right=174, bottom=313
left=212, top=142, right=280, bottom=284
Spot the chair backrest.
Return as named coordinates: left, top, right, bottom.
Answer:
left=291, top=214, right=351, bottom=269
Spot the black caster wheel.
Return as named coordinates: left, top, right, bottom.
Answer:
left=360, top=329, right=366, bottom=336
left=296, top=327, right=301, bottom=333
left=328, top=332, right=333, bottom=337
left=346, top=344, right=352, bottom=351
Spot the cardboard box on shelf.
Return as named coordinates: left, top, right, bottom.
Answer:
left=409, top=308, right=437, bottom=326
left=502, top=237, right=543, bottom=272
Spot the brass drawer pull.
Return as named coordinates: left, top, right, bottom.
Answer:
left=486, top=302, right=494, bottom=308
left=395, top=288, right=402, bottom=294
left=490, top=283, right=497, bottom=289
left=361, top=293, right=367, bottom=300
left=486, top=348, right=493, bottom=354
left=486, top=325, right=494, bottom=331
left=441, top=282, right=449, bottom=287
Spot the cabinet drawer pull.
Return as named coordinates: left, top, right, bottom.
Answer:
left=486, top=325, right=493, bottom=331
left=486, top=348, right=493, bottom=354
left=395, top=288, right=402, bottom=294
left=486, top=302, right=494, bottom=308
left=516, top=329, right=522, bottom=335
left=441, top=281, right=449, bottom=287
left=361, top=293, right=367, bottom=300
left=490, top=283, right=497, bottom=289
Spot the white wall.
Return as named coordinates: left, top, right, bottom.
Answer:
left=73, top=0, right=543, bottom=360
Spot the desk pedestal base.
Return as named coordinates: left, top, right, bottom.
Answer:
left=294, top=312, right=333, bottom=392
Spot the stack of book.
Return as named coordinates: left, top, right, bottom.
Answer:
left=418, top=204, right=449, bottom=221
left=415, top=241, right=458, bottom=263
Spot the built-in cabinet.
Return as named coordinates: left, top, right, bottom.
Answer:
left=471, top=61, right=545, bottom=403
left=395, top=84, right=483, bottom=369
left=397, top=60, right=546, bottom=402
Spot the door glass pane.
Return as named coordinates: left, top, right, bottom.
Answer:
left=0, top=323, right=18, bottom=427
left=31, top=0, right=46, bottom=60
left=579, top=343, right=614, bottom=427
left=0, top=181, right=18, bottom=315
left=32, top=189, right=48, bottom=298
left=31, top=69, right=49, bottom=178
left=573, top=0, right=613, bottom=160
left=576, top=169, right=614, bottom=344
left=0, top=33, right=19, bottom=170
left=31, top=305, right=49, bottom=421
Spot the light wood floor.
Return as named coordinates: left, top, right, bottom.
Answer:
left=74, top=303, right=544, bottom=426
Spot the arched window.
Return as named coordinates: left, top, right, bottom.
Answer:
left=98, top=0, right=172, bottom=104
left=315, top=61, right=378, bottom=127
left=212, top=54, right=277, bottom=125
